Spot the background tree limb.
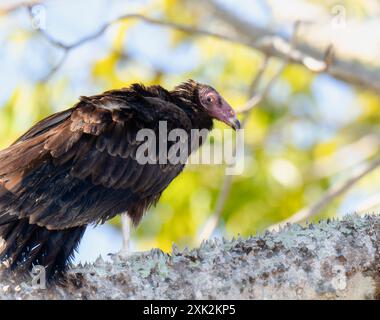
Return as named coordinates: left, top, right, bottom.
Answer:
left=203, top=0, right=380, bottom=95
left=2, top=2, right=351, bottom=91
left=268, top=155, right=380, bottom=231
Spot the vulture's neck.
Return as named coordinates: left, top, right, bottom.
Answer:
left=169, top=91, right=213, bottom=132
left=175, top=99, right=213, bottom=131
left=130, top=83, right=214, bottom=131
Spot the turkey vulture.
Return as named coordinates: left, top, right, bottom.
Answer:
left=0, top=80, right=240, bottom=280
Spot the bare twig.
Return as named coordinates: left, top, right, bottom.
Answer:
left=40, top=50, right=68, bottom=82
left=238, top=22, right=334, bottom=115
left=238, top=51, right=333, bottom=113
left=248, top=55, right=270, bottom=95
left=2, top=1, right=377, bottom=95
left=204, top=0, right=380, bottom=94
left=268, top=155, right=380, bottom=231
left=312, top=134, right=380, bottom=179
left=4, top=2, right=333, bottom=84
left=238, top=21, right=302, bottom=114
left=34, top=13, right=239, bottom=51
left=28, top=12, right=246, bottom=81
left=196, top=175, right=233, bottom=243
left=196, top=22, right=303, bottom=244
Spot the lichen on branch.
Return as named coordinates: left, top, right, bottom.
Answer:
left=1, top=214, right=379, bottom=299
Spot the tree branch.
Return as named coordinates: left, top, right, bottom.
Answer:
left=2, top=1, right=378, bottom=93
left=0, top=1, right=332, bottom=85
left=1, top=215, right=379, bottom=299
left=204, top=0, right=380, bottom=95
left=268, top=155, right=380, bottom=231
left=196, top=174, right=233, bottom=244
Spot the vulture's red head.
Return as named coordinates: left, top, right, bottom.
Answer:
left=172, top=80, right=241, bottom=130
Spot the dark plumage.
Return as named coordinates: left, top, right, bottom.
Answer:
left=0, top=80, right=239, bottom=280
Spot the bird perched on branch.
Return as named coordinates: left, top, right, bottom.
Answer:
left=0, top=80, right=240, bottom=281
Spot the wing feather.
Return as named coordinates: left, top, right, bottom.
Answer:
left=0, top=89, right=194, bottom=229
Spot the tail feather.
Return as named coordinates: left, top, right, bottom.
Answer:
left=0, top=219, right=85, bottom=280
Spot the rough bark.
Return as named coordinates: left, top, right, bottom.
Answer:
left=0, top=214, right=379, bottom=300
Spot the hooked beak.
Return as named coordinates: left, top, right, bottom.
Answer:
left=226, top=117, right=241, bottom=130
left=213, top=97, right=241, bottom=130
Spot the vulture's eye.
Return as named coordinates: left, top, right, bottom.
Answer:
left=206, top=95, right=214, bottom=104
